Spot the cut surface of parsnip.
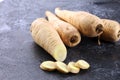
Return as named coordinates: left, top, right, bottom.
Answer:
left=101, top=19, right=120, bottom=42
left=75, top=60, right=90, bottom=69
left=45, top=11, right=81, bottom=47
left=30, top=18, right=67, bottom=61
left=67, top=62, right=80, bottom=73
left=55, top=8, right=103, bottom=37
left=55, top=61, right=69, bottom=73
left=40, top=61, right=56, bottom=71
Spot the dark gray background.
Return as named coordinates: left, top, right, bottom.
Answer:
left=0, top=0, right=120, bottom=80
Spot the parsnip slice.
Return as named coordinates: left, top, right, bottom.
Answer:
left=67, top=62, right=80, bottom=74
left=75, top=60, right=90, bottom=69
left=56, top=61, right=69, bottom=73
left=40, top=61, right=56, bottom=71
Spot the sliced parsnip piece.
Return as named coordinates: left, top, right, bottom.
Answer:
left=75, top=60, right=90, bottom=69
left=67, top=62, right=80, bottom=74
left=55, top=61, right=69, bottom=73
left=40, top=61, right=56, bottom=71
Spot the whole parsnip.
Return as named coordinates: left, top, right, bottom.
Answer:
left=45, top=11, right=81, bottom=47
left=55, top=8, right=103, bottom=37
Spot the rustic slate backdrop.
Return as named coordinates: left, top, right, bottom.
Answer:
left=0, top=0, right=120, bottom=80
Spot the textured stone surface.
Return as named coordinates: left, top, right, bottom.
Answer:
left=0, top=0, right=120, bottom=80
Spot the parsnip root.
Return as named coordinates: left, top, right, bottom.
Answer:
left=45, top=11, right=81, bottom=47
left=55, top=8, right=103, bottom=37
left=30, top=18, right=67, bottom=61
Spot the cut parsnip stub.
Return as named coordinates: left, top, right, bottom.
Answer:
left=40, top=61, right=56, bottom=71
left=75, top=60, right=90, bottom=69
left=55, top=61, right=69, bottom=73
left=30, top=18, right=67, bottom=61
left=67, top=62, right=80, bottom=74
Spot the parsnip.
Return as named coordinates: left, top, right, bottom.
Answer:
left=55, top=61, right=69, bottom=73
left=55, top=8, right=103, bottom=37
left=40, top=61, right=56, bottom=71
left=30, top=18, right=67, bottom=61
left=67, top=62, right=80, bottom=74
left=45, top=11, right=81, bottom=47
left=101, top=19, right=120, bottom=42
left=75, top=60, right=90, bottom=69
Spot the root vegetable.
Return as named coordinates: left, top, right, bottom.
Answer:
left=67, top=62, right=80, bottom=74
left=55, top=8, right=103, bottom=37
left=75, top=60, right=90, bottom=69
left=40, top=61, right=56, bottom=71
left=30, top=18, right=67, bottom=61
left=55, top=61, right=69, bottom=73
left=45, top=11, right=81, bottom=47
left=101, top=19, right=120, bottom=42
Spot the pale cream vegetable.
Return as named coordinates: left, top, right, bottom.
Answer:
left=40, top=61, right=56, bottom=71
left=101, top=19, right=120, bottom=42
left=55, top=61, right=69, bottom=73
left=55, top=8, right=103, bottom=37
left=30, top=18, right=67, bottom=61
left=75, top=60, right=90, bottom=69
left=67, top=62, right=80, bottom=74
left=45, top=11, right=81, bottom=47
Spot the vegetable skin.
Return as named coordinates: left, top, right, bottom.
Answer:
left=45, top=11, right=81, bottom=47
left=30, top=18, right=67, bottom=61
left=55, top=8, right=103, bottom=37
left=101, top=19, right=120, bottom=42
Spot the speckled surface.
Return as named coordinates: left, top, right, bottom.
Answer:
left=0, top=0, right=120, bottom=80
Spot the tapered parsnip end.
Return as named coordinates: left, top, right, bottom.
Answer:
left=45, top=11, right=56, bottom=16
left=45, top=11, right=59, bottom=23
left=53, top=45, right=67, bottom=61
left=97, top=31, right=103, bottom=45
left=98, top=36, right=101, bottom=45
left=45, top=10, right=50, bottom=14
left=40, top=61, right=56, bottom=71
left=67, top=62, right=80, bottom=74
left=55, top=61, right=69, bottom=73
left=55, top=7, right=61, bottom=13
left=45, top=11, right=50, bottom=17
left=75, top=60, right=90, bottom=69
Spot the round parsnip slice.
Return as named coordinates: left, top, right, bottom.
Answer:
left=75, top=60, right=90, bottom=69
left=40, top=61, right=56, bottom=71
left=55, top=61, right=69, bottom=73
left=67, top=62, right=80, bottom=74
